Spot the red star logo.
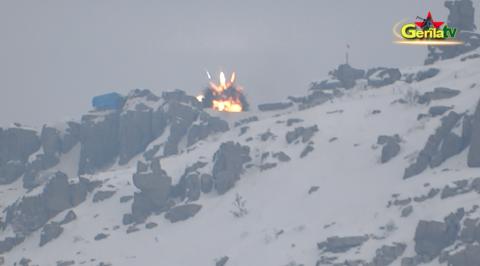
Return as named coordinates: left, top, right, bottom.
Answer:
left=416, top=11, right=444, bottom=29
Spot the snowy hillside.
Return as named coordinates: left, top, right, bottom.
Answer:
left=1, top=47, right=480, bottom=266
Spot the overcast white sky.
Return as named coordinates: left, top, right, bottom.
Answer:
left=1, top=0, right=476, bottom=127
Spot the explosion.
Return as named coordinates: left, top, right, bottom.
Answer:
left=197, top=71, right=249, bottom=112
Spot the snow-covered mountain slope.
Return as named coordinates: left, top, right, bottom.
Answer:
left=1, top=49, right=480, bottom=266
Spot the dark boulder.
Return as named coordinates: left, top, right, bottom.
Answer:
left=164, top=204, right=202, bottom=223
left=39, top=222, right=63, bottom=246
left=92, top=190, right=116, bottom=203
left=317, top=235, right=369, bottom=253
left=212, top=142, right=251, bottom=194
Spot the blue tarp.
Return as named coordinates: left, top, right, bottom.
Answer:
left=92, top=92, right=124, bottom=110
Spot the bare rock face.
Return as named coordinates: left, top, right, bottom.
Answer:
left=445, top=0, right=476, bottom=31
left=330, top=64, right=365, bottom=89
left=414, top=209, right=463, bottom=260
left=39, top=222, right=63, bottom=247
left=130, top=158, right=172, bottom=222
left=447, top=244, right=480, bottom=266
left=404, top=112, right=464, bottom=178
left=3, top=172, right=91, bottom=253
left=468, top=100, right=480, bottom=167
left=212, top=142, right=251, bottom=195
left=286, top=125, right=319, bottom=144
left=0, top=127, right=41, bottom=184
left=425, top=0, right=479, bottom=64
left=79, top=111, right=120, bottom=175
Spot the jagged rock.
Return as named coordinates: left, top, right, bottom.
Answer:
left=60, top=210, right=77, bottom=225
left=164, top=102, right=199, bottom=156
left=79, top=111, right=120, bottom=175
left=260, top=163, right=277, bottom=171
left=404, top=68, right=440, bottom=83
left=369, top=243, right=407, bottom=266
left=0, top=236, right=24, bottom=255
left=459, top=218, right=480, bottom=243
left=418, top=87, right=461, bottom=104
left=286, top=125, right=319, bottom=144
left=414, top=209, right=463, bottom=260
left=468, top=100, right=480, bottom=167
left=94, top=233, right=109, bottom=241
left=131, top=158, right=172, bottom=222
left=216, top=256, right=229, bottom=266
left=300, top=143, right=315, bottom=158
left=19, top=258, right=31, bottom=266
left=212, top=142, right=251, bottom=194
left=143, top=145, right=160, bottom=162
left=200, top=174, right=214, bottom=193
left=404, top=111, right=462, bottom=178
left=330, top=64, right=365, bottom=89
left=62, top=122, right=81, bottom=153
left=366, top=67, right=401, bottom=88
left=429, top=106, right=452, bottom=117
left=425, top=0, right=478, bottom=64
left=22, top=153, right=61, bottom=189
left=0, top=160, right=25, bottom=185
left=5, top=172, right=90, bottom=236
left=187, top=113, right=229, bottom=147
left=317, top=235, right=369, bottom=253
left=40, top=126, right=62, bottom=157
left=164, top=204, right=202, bottom=223
left=0, top=127, right=41, bottom=184
left=234, top=116, right=258, bottom=127
left=447, top=244, right=480, bottom=266
left=441, top=179, right=471, bottom=199
left=120, top=195, right=133, bottom=203
left=377, top=135, right=401, bottom=163
left=92, top=190, right=116, bottom=203
left=273, top=152, right=291, bottom=162
left=257, top=102, right=293, bottom=111
left=286, top=118, right=303, bottom=127
left=446, top=0, right=476, bottom=31
left=118, top=108, right=155, bottom=165
left=414, top=188, right=440, bottom=202
left=39, top=222, right=63, bottom=246
left=145, top=222, right=158, bottom=229
left=401, top=206, right=414, bottom=217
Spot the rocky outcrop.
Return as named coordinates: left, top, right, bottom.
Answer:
left=4, top=171, right=91, bottom=250
left=286, top=125, right=319, bottom=144
left=92, top=190, right=116, bottom=203
left=257, top=102, right=293, bottom=111
left=0, top=127, right=41, bottom=184
left=404, top=68, right=440, bottom=83
left=330, top=64, right=365, bottom=89
left=164, top=204, right=202, bottom=223
left=467, top=100, right=480, bottom=167
left=417, top=87, right=461, bottom=104
left=130, top=158, right=172, bottom=223
left=369, top=243, right=406, bottom=266
left=366, top=67, right=402, bottom=88
left=377, top=135, right=401, bottom=163
left=425, top=0, right=479, bottom=64
left=39, top=222, right=63, bottom=246
left=186, top=113, right=229, bottom=147
left=447, top=244, right=480, bottom=266
left=404, top=112, right=464, bottom=178
left=317, top=235, right=369, bottom=253
left=212, top=142, right=251, bottom=194
left=414, top=209, right=464, bottom=260
left=79, top=111, right=120, bottom=175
